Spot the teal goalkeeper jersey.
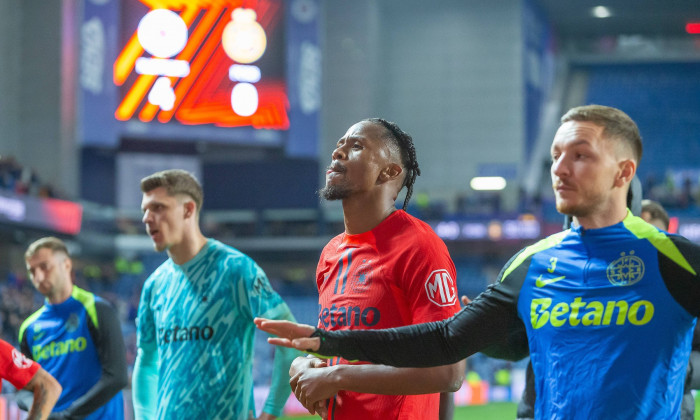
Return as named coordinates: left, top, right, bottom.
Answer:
left=134, top=239, right=297, bottom=419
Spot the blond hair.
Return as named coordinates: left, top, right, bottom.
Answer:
left=25, top=237, right=69, bottom=260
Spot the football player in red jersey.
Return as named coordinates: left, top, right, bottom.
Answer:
left=284, top=118, right=465, bottom=420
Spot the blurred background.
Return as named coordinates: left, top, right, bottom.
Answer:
left=1, top=0, right=700, bottom=417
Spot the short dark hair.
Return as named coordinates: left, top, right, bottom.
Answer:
left=140, top=169, right=204, bottom=213
left=561, top=105, right=642, bottom=164
left=25, top=237, right=70, bottom=260
left=365, top=118, right=421, bottom=210
left=641, top=199, right=670, bottom=230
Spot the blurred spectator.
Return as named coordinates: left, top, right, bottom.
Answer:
left=640, top=199, right=670, bottom=230
left=0, top=155, right=61, bottom=199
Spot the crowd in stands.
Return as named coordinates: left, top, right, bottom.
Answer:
left=406, top=170, right=700, bottom=224
left=643, top=172, right=700, bottom=214
left=0, top=155, right=61, bottom=199
left=0, top=273, right=39, bottom=347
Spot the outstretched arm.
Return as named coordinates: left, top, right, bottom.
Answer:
left=256, top=280, right=524, bottom=368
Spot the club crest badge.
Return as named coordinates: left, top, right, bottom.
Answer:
left=66, top=313, right=81, bottom=333
left=607, top=251, right=645, bottom=286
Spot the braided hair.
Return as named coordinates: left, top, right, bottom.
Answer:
left=366, top=118, right=421, bottom=210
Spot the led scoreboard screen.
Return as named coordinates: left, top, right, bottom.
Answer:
left=115, top=0, right=288, bottom=130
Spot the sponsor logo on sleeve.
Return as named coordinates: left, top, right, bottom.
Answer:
left=12, top=348, right=33, bottom=369
left=425, top=269, right=457, bottom=306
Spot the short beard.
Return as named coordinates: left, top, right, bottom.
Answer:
left=319, top=184, right=351, bottom=201
left=555, top=200, right=593, bottom=219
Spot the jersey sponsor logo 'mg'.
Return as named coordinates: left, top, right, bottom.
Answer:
left=607, top=251, right=645, bottom=286
left=530, top=297, right=654, bottom=329
left=32, top=337, right=88, bottom=362
left=425, top=269, right=457, bottom=306
left=318, top=303, right=380, bottom=328
left=158, top=325, right=214, bottom=345
left=12, top=348, right=33, bottom=369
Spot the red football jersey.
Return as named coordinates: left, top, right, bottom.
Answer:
left=317, top=210, right=460, bottom=420
left=0, top=339, right=39, bottom=392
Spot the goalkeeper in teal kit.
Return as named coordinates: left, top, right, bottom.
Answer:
left=257, top=105, right=700, bottom=419
left=133, top=170, right=298, bottom=420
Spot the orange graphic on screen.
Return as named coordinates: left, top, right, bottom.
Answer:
left=114, top=0, right=288, bottom=129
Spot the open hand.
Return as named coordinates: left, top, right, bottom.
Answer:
left=254, top=318, right=320, bottom=352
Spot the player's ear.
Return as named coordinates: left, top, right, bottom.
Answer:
left=183, top=200, right=197, bottom=219
left=615, top=159, right=636, bottom=188
left=63, top=255, right=72, bottom=273
left=379, top=163, right=403, bottom=183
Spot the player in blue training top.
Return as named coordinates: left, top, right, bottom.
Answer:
left=132, top=169, right=299, bottom=420
left=257, top=105, right=700, bottom=420
left=20, top=237, right=128, bottom=420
